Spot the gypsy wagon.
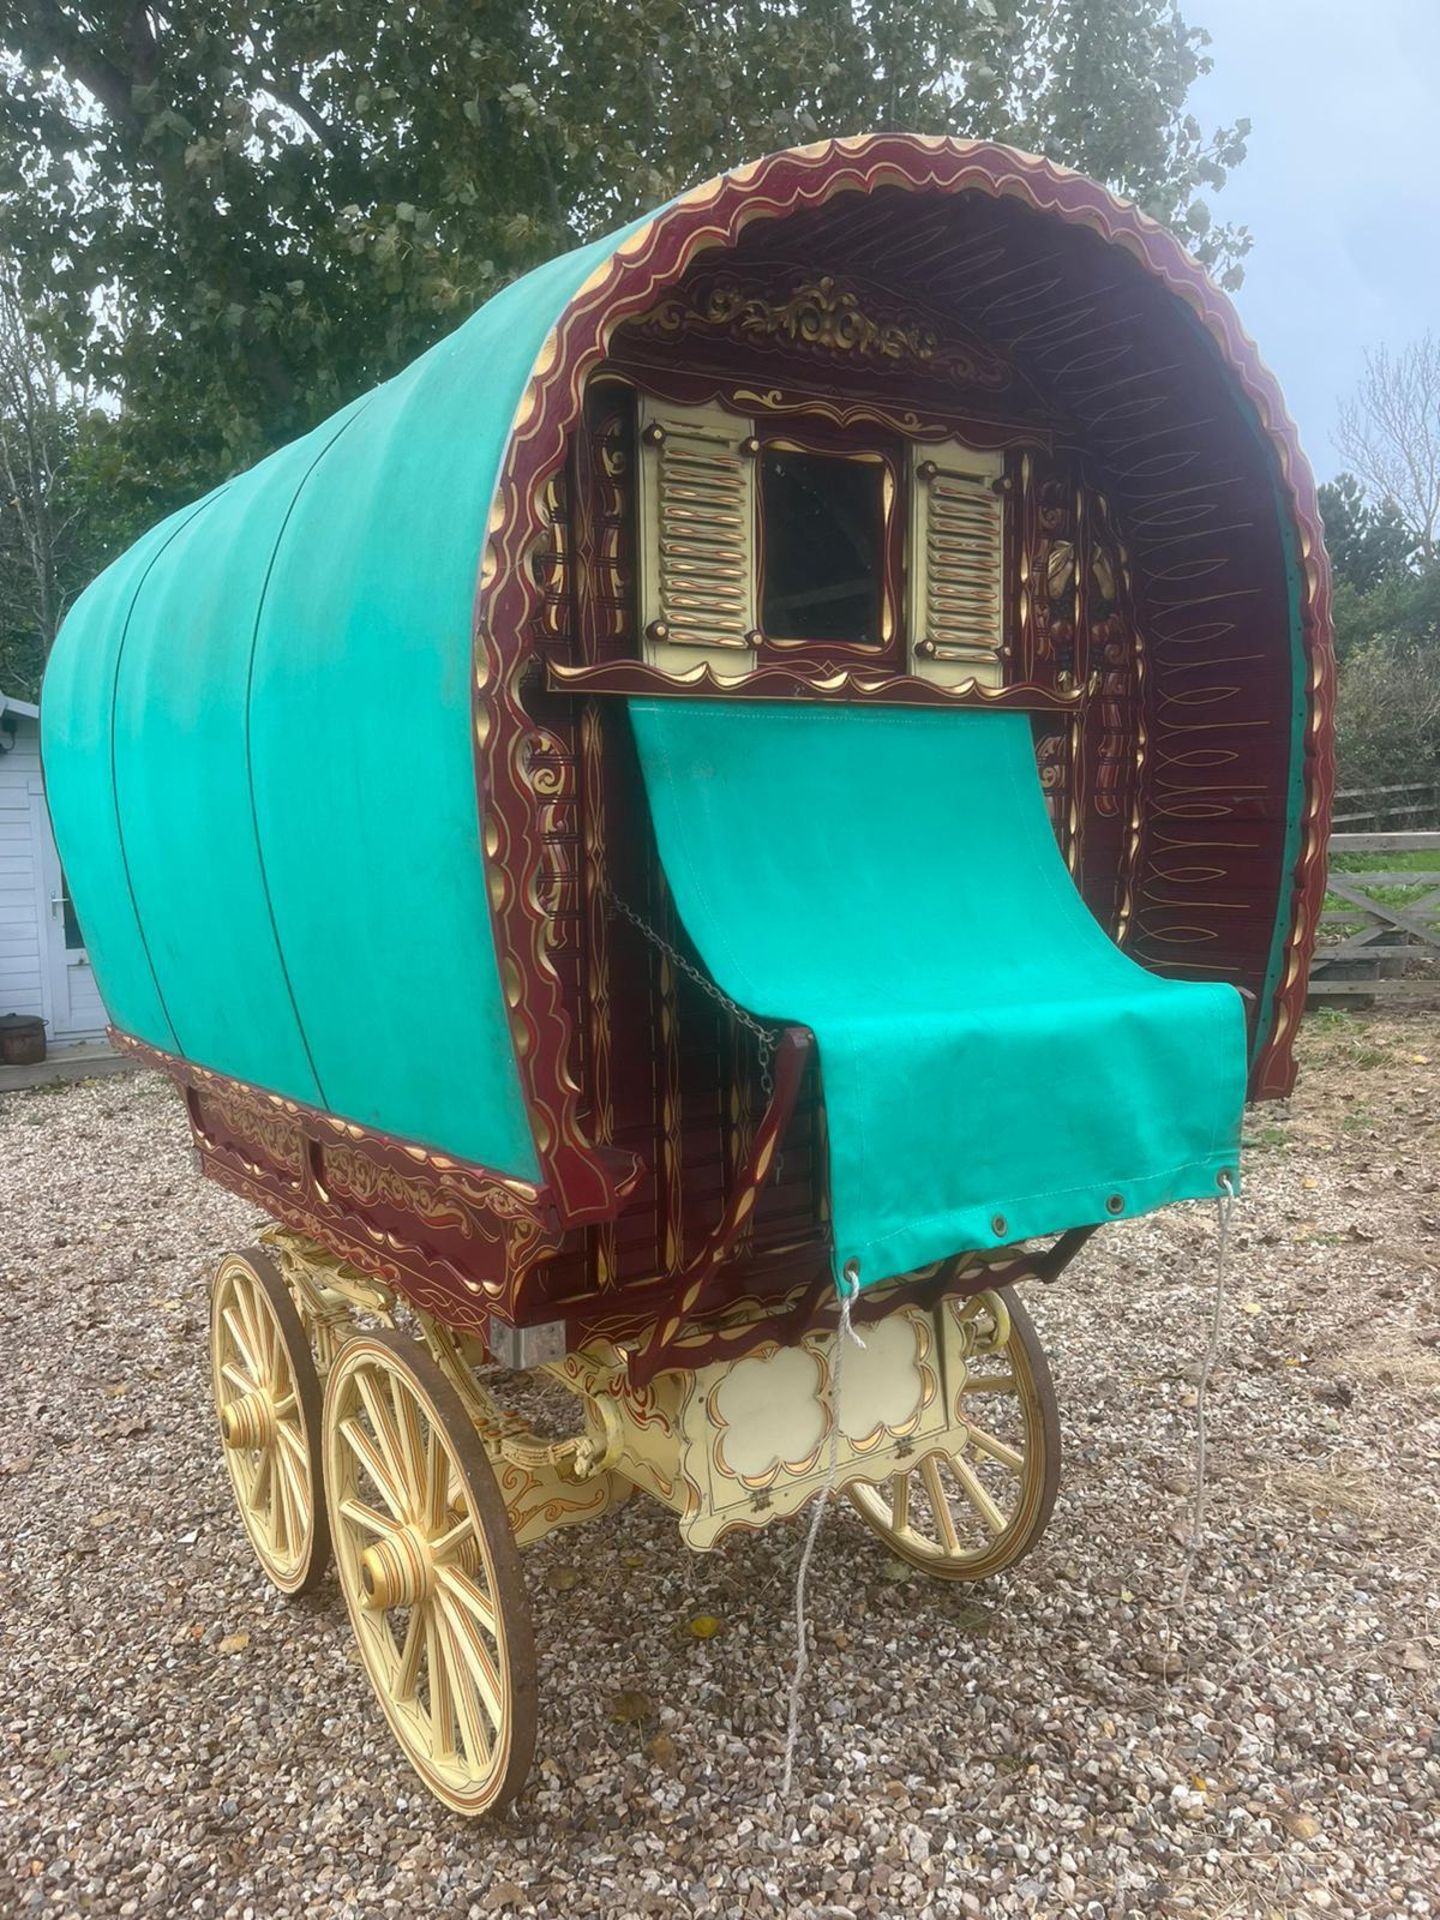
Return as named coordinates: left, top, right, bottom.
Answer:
left=42, top=136, right=1332, bottom=1815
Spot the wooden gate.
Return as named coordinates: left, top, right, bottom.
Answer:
left=1308, top=828, right=1440, bottom=1005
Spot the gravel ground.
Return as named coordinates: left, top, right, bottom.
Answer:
left=2, top=1009, right=1438, bottom=1920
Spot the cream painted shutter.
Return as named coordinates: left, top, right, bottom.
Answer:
left=636, top=396, right=757, bottom=678
left=907, top=440, right=1007, bottom=690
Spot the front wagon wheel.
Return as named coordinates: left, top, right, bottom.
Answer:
left=848, top=1286, right=1060, bottom=1581
left=323, top=1330, right=537, bottom=1817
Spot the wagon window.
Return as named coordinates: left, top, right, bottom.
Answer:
left=759, top=450, right=884, bottom=646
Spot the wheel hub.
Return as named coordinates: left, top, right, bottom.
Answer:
left=359, top=1526, right=435, bottom=1610
left=220, top=1390, right=276, bottom=1451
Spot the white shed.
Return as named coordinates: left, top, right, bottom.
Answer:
left=1, top=688, right=108, bottom=1046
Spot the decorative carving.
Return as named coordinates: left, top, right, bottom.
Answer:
left=200, top=1080, right=306, bottom=1181
left=545, top=656, right=1080, bottom=711
left=636, top=272, right=1009, bottom=389
left=323, top=1144, right=475, bottom=1234
left=110, top=1031, right=570, bottom=1330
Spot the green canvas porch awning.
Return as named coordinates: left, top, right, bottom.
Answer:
left=628, top=698, right=1247, bottom=1289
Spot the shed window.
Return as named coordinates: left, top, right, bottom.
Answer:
left=759, top=450, right=884, bottom=646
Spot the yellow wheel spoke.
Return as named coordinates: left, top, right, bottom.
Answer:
left=220, top=1360, right=253, bottom=1394
left=961, top=1374, right=1017, bottom=1394
left=276, top=1434, right=310, bottom=1531
left=272, top=1449, right=294, bottom=1551
left=921, top=1455, right=962, bottom=1555
left=339, top=1495, right=400, bottom=1540
left=276, top=1419, right=309, bottom=1466
left=424, top=1605, right=458, bottom=1762
left=964, top=1422, right=1024, bottom=1473
left=222, top=1305, right=261, bottom=1379
left=434, top=1597, right=496, bottom=1761
left=339, top=1415, right=408, bottom=1520
left=250, top=1442, right=273, bottom=1516
left=394, top=1607, right=425, bottom=1701
left=438, top=1566, right=499, bottom=1641
left=890, top=1469, right=911, bottom=1534
left=392, top=1382, right=428, bottom=1504
left=949, top=1451, right=1007, bottom=1535
left=239, top=1286, right=274, bottom=1383
left=431, top=1514, right=475, bottom=1564
left=356, top=1372, right=413, bottom=1512
left=424, top=1430, right=450, bottom=1534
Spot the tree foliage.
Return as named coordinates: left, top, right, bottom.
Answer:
left=0, top=0, right=1248, bottom=515
left=1322, top=462, right=1440, bottom=792
left=1318, top=472, right=1415, bottom=601
left=0, top=286, right=127, bottom=699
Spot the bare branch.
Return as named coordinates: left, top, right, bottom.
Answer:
left=1336, top=333, right=1440, bottom=563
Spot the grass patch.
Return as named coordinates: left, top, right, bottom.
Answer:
left=1261, top=1458, right=1419, bottom=1534
left=1306, top=1007, right=1356, bottom=1036
left=1330, top=851, right=1440, bottom=874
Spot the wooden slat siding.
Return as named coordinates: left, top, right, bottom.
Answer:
left=0, top=717, right=44, bottom=1021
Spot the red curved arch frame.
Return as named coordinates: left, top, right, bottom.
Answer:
left=474, top=134, right=1334, bottom=1225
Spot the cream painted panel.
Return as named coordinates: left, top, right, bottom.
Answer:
left=636, top=395, right=757, bottom=678
left=908, top=437, right=1007, bottom=690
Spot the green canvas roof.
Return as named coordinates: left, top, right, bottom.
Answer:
left=43, top=227, right=634, bottom=1178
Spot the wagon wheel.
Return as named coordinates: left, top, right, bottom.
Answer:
left=322, top=1330, right=537, bottom=1817
left=848, top=1286, right=1060, bottom=1582
left=210, top=1245, right=331, bottom=1595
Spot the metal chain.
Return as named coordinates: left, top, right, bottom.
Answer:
left=603, top=886, right=777, bottom=1099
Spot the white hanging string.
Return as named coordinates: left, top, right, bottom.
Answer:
left=1176, top=1170, right=1236, bottom=1626
left=780, top=1262, right=867, bottom=1799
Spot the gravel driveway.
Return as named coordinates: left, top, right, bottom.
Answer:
left=2, top=1011, right=1437, bottom=1919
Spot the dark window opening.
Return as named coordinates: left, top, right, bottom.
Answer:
left=759, top=450, right=884, bottom=646
left=59, top=872, right=84, bottom=952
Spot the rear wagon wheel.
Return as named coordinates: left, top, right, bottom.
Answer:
left=210, top=1245, right=330, bottom=1596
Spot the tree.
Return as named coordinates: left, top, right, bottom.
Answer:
left=1336, top=333, right=1440, bottom=565
left=1336, top=630, right=1440, bottom=794
left=0, top=0, right=1250, bottom=529
left=1318, top=472, right=1415, bottom=599
left=0, top=283, right=123, bottom=699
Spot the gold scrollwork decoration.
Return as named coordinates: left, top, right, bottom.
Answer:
left=323, top=1145, right=477, bottom=1237
left=637, top=273, right=1009, bottom=387
left=203, top=1082, right=306, bottom=1179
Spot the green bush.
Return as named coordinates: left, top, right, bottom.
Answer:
left=1335, top=636, right=1440, bottom=792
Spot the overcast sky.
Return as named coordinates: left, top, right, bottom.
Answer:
left=1182, top=0, right=1440, bottom=481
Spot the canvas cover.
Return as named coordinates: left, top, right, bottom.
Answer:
left=628, top=698, right=1247, bottom=1288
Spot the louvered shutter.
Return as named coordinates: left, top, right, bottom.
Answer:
left=637, top=397, right=757, bottom=677
left=908, top=441, right=1007, bottom=689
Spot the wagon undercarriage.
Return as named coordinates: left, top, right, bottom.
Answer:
left=211, top=1229, right=1061, bottom=1813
